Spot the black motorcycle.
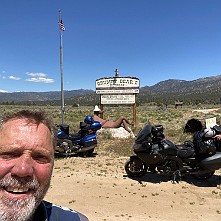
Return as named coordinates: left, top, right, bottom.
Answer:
left=124, top=120, right=221, bottom=181
left=55, top=117, right=101, bottom=157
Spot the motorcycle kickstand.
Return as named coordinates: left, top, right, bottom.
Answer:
left=172, top=170, right=182, bottom=184
left=65, top=150, right=70, bottom=158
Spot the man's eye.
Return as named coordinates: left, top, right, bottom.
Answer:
left=32, top=154, right=51, bottom=163
left=0, top=152, right=21, bottom=159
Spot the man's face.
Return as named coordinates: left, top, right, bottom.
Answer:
left=0, top=119, right=54, bottom=221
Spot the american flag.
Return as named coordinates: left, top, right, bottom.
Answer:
left=59, top=20, right=65, bottom=31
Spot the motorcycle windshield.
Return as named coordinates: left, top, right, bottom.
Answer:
left=135, top=124, right=152, bottom=144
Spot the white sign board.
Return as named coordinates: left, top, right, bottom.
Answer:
left=101, top=94, right=135, bottom=104
left=205, top=117, right=217, bottom=128
left=96, top=77, right=139, bottom=89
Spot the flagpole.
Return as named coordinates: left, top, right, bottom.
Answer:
left=59, top=10, right=65, bottom=125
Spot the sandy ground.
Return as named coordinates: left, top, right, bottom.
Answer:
left=44, top=146, right=221, bottom=221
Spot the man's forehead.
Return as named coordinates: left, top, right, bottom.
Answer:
left=1, top=119, right=47, bottom=133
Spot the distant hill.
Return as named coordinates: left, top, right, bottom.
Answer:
left=138, top=75, right=221, bottom=105
left=0, top=89, right=95, bottom=104
left=1, top=75, right=221, bottom=105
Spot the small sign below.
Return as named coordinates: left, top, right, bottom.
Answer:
left=101, top=94, right=135, bottom=104
left=205, top=117, right=217, bottom=128
left=96, top=88, right=139, bottom=94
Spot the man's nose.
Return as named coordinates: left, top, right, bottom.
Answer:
left=11, top=155, right=34, bottom=177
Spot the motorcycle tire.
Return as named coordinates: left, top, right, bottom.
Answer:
left=85, top=148, right=95, bottom=156
left=193, top=171, right=215, bottom=180
left=125, top=157, right=147, bottom=177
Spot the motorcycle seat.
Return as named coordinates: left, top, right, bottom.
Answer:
left=69, top=133, right=81, bottom=141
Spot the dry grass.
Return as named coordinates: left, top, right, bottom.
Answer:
left=1, top=104, right=221, bottom=157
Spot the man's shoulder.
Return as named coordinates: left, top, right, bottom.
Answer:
left=42, top=201, right=89, bottom=221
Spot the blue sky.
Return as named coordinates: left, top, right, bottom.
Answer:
left=1, top=0, right=221, bottom=92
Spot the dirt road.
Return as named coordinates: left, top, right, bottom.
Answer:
left=45, top=154, right=221, bottom=221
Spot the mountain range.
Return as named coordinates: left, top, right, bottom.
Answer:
left=1, top=75, right=221, bottom=105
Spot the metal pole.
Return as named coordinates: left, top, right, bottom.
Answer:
left=133, top=102, right=136, bottom=128
left=59, top=10, right=65, bottom=124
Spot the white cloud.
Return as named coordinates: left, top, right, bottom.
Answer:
left=26, top=72, right=47, bottom=77
left=8, top=75, right=21, bottom=80
left=0, top=89, right=8, bottom=93
left=26, top=77, right=54, bottom=83
left=25, top=72, right=54, bottom=83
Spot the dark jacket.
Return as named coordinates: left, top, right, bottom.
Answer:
left=34, top=201, right=89, bottom=221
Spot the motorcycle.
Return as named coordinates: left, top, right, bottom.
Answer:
left=55, top=116, right=102, bottom=157
left=124, top=120, right=221, bottom=182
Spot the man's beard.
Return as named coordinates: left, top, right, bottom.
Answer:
left=0, top=175, right=51, bottom=221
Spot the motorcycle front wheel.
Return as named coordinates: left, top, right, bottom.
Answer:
left=125, top=157, right=147, bottom=177
left=193, top=171, right=215, bottom=180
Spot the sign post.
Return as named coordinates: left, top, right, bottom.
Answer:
left=133, top=103, right=137, bottom=127
left=95, top=69, right=140, bottom=127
